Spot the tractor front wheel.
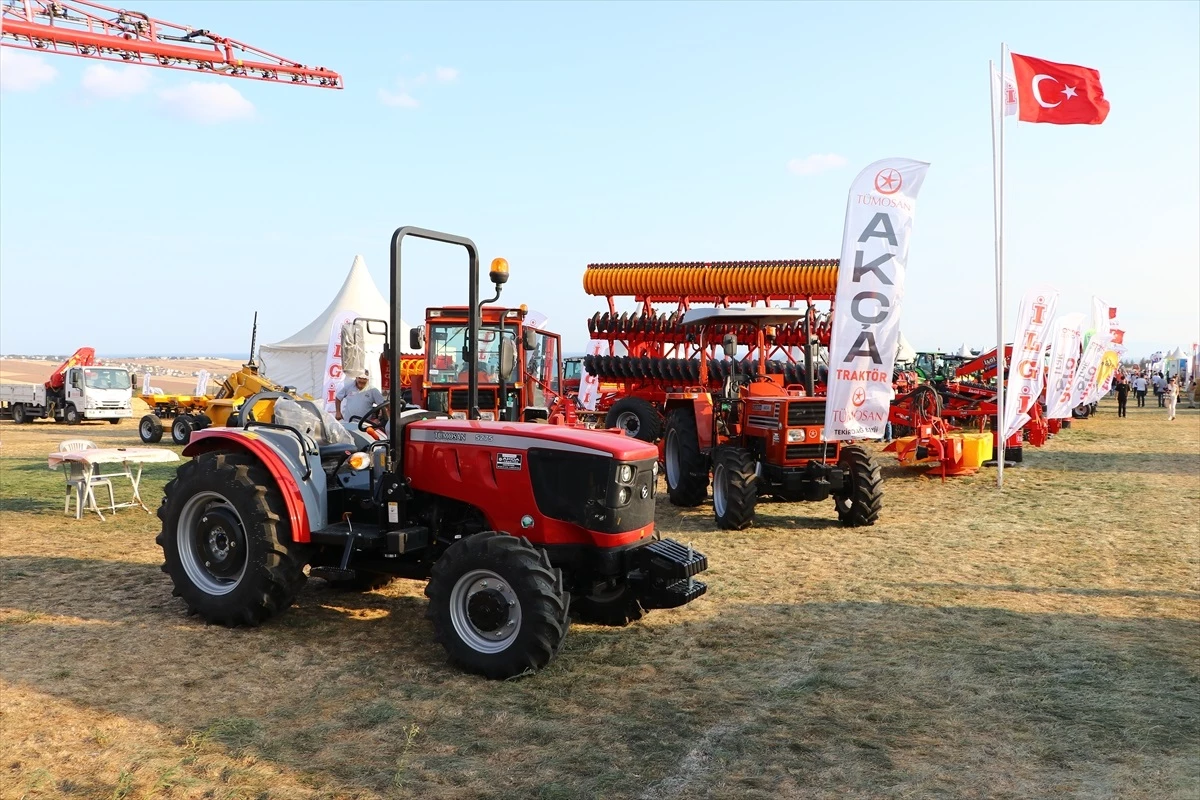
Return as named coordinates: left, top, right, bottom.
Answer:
left=605, top=397, right=662, bottom=443
left=156, top=452, right=309, bottom=626
left=712, top=446, right=757, bottom=530
left=664, top=409, right=708, bottom=507
left=833, top=444, right=883, bottom=527
left=139, top=414, right=164, bottom=443
left=426, top=532, right=569, bottom=679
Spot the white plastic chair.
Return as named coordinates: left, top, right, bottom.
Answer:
left=59, top=440, right=115, bottom=518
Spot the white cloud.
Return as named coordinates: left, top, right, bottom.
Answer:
left=157, top=82, right=254, bottom=123
left=81, top=64, right=150, bottom=98
left=434, top=66, right=459, bottom=82
left=0, top=49, right=57, bottom=92
left=787, top=153, right=848, bottom=176
left=378, top=88, right=419, bottom=108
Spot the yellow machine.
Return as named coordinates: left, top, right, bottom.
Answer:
left=138, top=316, right=306, bottom=445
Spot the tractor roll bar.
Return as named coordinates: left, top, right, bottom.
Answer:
left=389, top=226, right=483, bottom=462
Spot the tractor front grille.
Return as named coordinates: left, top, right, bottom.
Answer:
left=785, top=443, right=834, bottom=461
left=787, top=400, right=826, bottom=427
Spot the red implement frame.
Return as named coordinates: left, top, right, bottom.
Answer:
left=1, top=0, right=342, bottom=88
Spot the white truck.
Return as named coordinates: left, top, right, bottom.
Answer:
left=1, top=357, right=134, bottom=425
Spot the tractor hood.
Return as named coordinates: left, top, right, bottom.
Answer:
left=406, top=418, right=656, bottom=462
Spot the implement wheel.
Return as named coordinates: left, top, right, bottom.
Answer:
left=171, top=415, right=195, bottom=446
left=605, top=397, right=663, bottom=443
left=664, top=408, right=708, bottom=507
left=156, top=452, right=309, bottom=626
left=426, top=532, right=569, bottom=679
left=139, top=414, right=164, bottom=444
left=833, top=444, right=883, bottom=527
left=712, top=446, right=757, bottom=530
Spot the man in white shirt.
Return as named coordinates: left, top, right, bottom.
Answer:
left=335, top=369, right=386, bottom=425
left=1133, top=375, right=1148, bottom=407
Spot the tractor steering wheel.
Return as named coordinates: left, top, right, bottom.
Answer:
left=355, top=403, right=390, bottom=433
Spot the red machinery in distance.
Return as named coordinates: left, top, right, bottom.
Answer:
left=44, top=347, right=96, bottom=390
left=1, top=0, right=342, bottom=88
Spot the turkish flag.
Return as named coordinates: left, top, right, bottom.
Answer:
left=1011, top=53, right=1110, bottom=125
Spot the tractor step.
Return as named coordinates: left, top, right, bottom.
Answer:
left=310, top=521, right=386, bottom=547
left=310, top=566, right=357, bottom=581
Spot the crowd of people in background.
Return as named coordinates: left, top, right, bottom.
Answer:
left=1111, top=368, right=1194, bottom=421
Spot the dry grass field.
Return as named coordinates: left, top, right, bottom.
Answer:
left=1, top=403, right=1197, bottom=799
left=0, top=358, right=244, bottom=395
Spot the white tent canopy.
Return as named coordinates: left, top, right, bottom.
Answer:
left=896, top=333, right=917, bottom=363
left=259, top=255, right=410, bottom=402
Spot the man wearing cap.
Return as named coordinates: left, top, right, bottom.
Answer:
left=335, top=369, right=386, bottom=424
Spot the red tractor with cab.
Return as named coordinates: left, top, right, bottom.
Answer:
left=660, top=307, right=883, bottom=531
left=156, top=227, right=708, bottom=679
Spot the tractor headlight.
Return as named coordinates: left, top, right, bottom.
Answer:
left=618, top=464, right=634, bottom=484
left=479, top=411, right=495, bottom=421
left=617, top=486, right=630, bottom=505
left=347, top=452, right=371, bottom=471
left=787, top=429, right=806, bottom=443
left=450, top=411, right=466, bottom=420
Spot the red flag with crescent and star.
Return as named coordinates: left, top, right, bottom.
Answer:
left=1010, top=53, right=1110, bottom=125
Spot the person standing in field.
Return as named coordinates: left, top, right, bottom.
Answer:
left=1134, top=374, right=1148, bottom=407
left=1165, top=377, right=1179, bottom=421
left=1115, top=376, right=1130, bottom=418
left=1189, top=377, right=1198, bottom=409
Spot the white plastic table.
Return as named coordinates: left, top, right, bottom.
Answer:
left=48, top=447, right=180, bottom=520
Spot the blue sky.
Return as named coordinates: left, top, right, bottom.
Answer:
left=1, top=0, right=1197, bottom=359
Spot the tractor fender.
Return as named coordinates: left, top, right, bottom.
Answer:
left=663, top=394, right=714, bottom=452
left=182, top=429, right=317, bottom=543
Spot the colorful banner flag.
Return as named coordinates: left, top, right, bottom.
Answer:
left=1044, top=312, right=1085, bottom=419
left=991, top=66, right=1018, bottom=117
left=1001, top=285, right=1059, bottom=440
left=577, top=339, right=606, bottom=411
left=1095, top=349, right=1121, bottom=398
left=323, top=309, right=360, bottom=413
left=1069, top=332, right=1112, bottom=409
left=824, top=157, right=931, bottom=441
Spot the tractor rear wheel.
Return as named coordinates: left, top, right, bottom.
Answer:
left=426, top=532, right=569, bottom=679
left=605, top=397, right=662, bottom=443
left=139, top=414, right=164, bottom=443
left=712, top=446, right=757, bottom=530
left=171, top=415, right=195, bottom=446
left=664, top=409, right=708, bottom=507
left=156, top=451, right=309, bottom=626
left=833, top=444, right=883, bottom=527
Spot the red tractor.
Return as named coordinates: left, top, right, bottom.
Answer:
left=155, top=227, right=708, bottom=679
left=658, top=308, right=883, bottom=531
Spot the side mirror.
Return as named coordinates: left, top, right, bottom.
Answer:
left=499, top=337, right=517, bottom=382
left=365, top=319, right=388, bottom=336
left=522, top=328, right=537, bottom=350
left=722, top=333, right=738, bottom=359
left=410, top=327, right=424, bottom=351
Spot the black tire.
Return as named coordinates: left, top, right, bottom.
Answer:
left=712, top=446, right=757, bottom=530
left=604, top=397, right=663, bottom=443
left=326, top=572, right=396, bottom=592
left=139, top=414, right=164, bottom=444
left=192, top=413, right=212, bottom=431
left=11, top=403, right=27, bottom=424
left=425, top=532, right=569, bottom=679
left=663, top=408, right=709, bottom=507
left=572, top=583, right=644, bottom=626
left=64, top=404, right=81, bottom=425
left=108, top=417, right=122, bottom=425
left=833, top=444, right=883, bottom=527
left=156, top=451, right=309, bottom=626
left=172, top=415, right=195, bottom=446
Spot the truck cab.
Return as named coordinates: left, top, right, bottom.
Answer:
left=63, top=366, right=134, bottom=420
left=409, top=305, right=567, bottom=423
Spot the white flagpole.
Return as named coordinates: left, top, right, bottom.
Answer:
left=995, top=43, right=1008, bottom=489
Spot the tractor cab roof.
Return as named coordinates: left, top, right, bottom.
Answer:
left=679, top=307, right=807, bottom=328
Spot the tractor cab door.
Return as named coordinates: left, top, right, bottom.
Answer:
left=521, top=328, right=560, bottom=422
